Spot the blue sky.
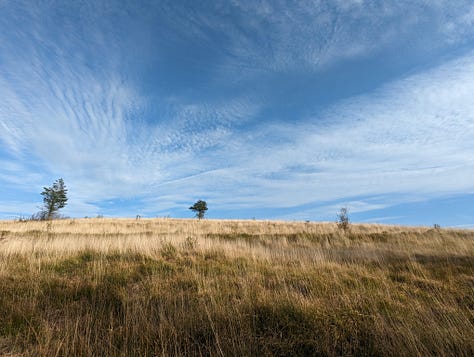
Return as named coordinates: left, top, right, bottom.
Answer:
left=1, top=0, right=473, bottom=226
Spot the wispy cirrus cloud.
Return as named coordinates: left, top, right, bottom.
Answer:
left=201, top=0, right=474, bottom=74
left=0, top=0, right=473, bottom=223
left=150, top=51, right=474, bottom=218
left=0, top=0, right=263, bottom=216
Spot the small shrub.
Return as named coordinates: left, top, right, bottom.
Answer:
left=182, top=236, right=198, bottom=251
left=337, top=207, right=350, bottom=232
left=161, top=241, right=178, bottom=260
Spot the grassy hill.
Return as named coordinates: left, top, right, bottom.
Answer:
left=0, top=218, right=473, bottom=356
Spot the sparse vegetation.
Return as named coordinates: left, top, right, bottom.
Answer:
left=337, top=207, right=350, bottom=232
left=0, top=218, right=473, bottom=356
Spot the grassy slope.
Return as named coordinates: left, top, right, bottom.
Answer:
left=0, top=218, right=473, bottom=356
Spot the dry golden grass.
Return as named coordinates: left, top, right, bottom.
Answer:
left=0, top=218, right=473, bottom=356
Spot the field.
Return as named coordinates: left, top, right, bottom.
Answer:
left=0, top=218, right=473, bottom=356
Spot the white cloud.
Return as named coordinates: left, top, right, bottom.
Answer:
left=0, top=0, right=473, bottom=219
left=148, top=51, right=474, bottom=216
left=209, top=0, right=474, bottom=76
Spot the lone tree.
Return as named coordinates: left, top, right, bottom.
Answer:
left=41, top=178, right=68, bottom=220
left=189, top=200, right=208, bottom=220
left=337, top=207, right=350, bottom=232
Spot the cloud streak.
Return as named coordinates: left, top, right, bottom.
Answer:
left=162, top=51, right=474, bottom=217
left=0, top=0, right=473, bottom=222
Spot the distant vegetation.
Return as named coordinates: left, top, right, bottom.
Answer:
left=189, top=200, right=208, bottom=219
left=0, top=218, right=473, bottom=355
left=337, top=206, right=350, bottom=232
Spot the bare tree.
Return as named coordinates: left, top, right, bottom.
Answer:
left=337, top=207, right=350, bottom=232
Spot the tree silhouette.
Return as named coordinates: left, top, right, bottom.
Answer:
left=189, top=200, right=208, bottom=220
left=41, top=178, right=68, bottom=220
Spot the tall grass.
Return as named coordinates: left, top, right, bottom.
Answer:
left=0, top=218, right=473, bottom=356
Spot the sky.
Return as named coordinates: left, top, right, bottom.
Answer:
left=0, top=0, right=473, bottom=226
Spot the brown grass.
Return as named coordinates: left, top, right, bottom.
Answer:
left=0, top=218, right=473, bottom=356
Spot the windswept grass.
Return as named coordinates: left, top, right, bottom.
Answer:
left=0, top=218, right=473, bottom=356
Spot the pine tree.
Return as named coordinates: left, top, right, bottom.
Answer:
left=41, top=178, right=68, bottom=220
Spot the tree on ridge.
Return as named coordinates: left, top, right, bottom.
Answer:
left=189, top=200, right=208, bottom=220
left=41, top=178, right=68, bottom=220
